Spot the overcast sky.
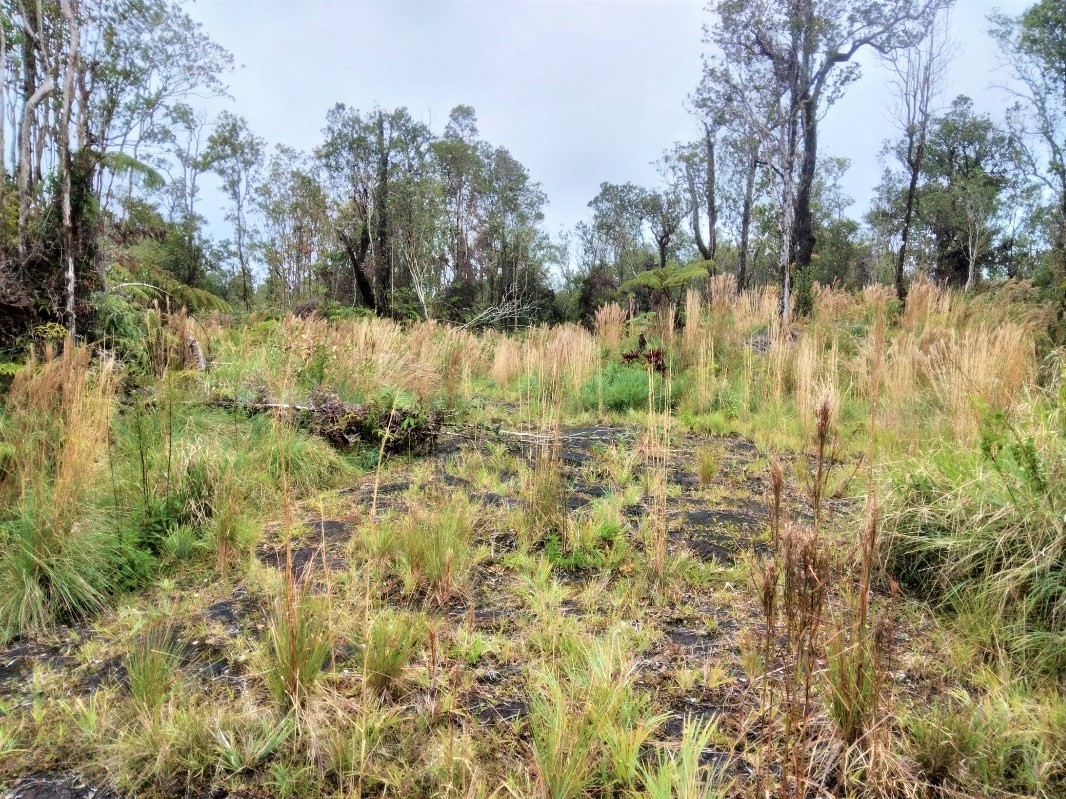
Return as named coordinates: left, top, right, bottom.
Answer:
left=191, top=0, right=1030, bottom=238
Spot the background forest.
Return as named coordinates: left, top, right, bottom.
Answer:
left=1, top=0, right=1064, bottom=348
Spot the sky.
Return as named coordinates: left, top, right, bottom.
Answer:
left=190, top=0, right=1032, bottom=239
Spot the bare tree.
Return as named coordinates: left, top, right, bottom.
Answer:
left=884, top=13, right=955, bottom=301
left=708, top=0, right=952, bottom=316
left=58, top=0, right=82, bottom=335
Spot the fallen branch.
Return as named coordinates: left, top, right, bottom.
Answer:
left=213, top=390, right=442, bottom=455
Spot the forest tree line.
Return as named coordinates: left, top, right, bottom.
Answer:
left=1, top=0, right=1064, bottom=349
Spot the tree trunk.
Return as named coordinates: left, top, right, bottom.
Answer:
left=17, top=78, right=53, bottom=257
left=59, top=0, right=81, bottom=336
left=339, top=225, right=378, bottom=312
left=688, top=124, right=718, bottom=265
left=703, top=123, right=717, bottom=261
left=895, top=136, right=924, bottom=303
left=236, top=197, right=251, bottom=309
left=792, top=98, right=818, bottom=317
left=374, top=113, right=391, bottom=315
left=0, top=20, right=6, bottom=214
left=737, top=148, right=758, bottom=294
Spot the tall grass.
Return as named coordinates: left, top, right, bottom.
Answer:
left=594, top=302, right=627, bottom=356
left=882, top=377, right=1066, bottom=673
left=389, top=494, right=480, bottom=605
left=0, top=345, right=119, bottom=639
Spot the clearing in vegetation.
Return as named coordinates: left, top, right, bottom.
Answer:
left=1, top=279, right=1065, bottom=799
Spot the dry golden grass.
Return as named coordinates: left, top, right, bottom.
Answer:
left=901, top=276, right=957, bottom=330
left=593, top=302, right=627, bottom=355
left=709, top=273, right=738, bottom=309
left=925, top=323, right=1035, bottom=440
left=2, top=344, right=119, bottom=518
left=489, top=332, right=524, bottom=387
left=683, top=288, right=703, bottom=358
left=522, top=324, right=599, bottom=395
left=735, top=285, right=780, bottom=332
left=794, top=331, right=840, bottom=424
left=812, top=283, right=857, bottom=326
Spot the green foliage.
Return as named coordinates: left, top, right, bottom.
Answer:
left=100, top=152, right=166, bottom=191
left=882, top=390, right=1066, bottom=673
left=0, top=506, right=110, bottom=641
left=264, top=591, right=331, bottom=713
left=127, top=624, right=182, bottom=713
left=637, top=719, right=727, bottom=799
left=620, top=261, right=712, bottom=294
left=695, top=446, right=720, bottom=487
left=527, top=632, right=665, bottom=797
left=388, top=495, right=479, bottom=603
left=579, top=364, right=680, bottom=413
left=904, top=688, right=1066, bottom=796
left=111, top=259, right=231, bottom=313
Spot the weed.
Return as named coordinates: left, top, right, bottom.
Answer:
left=126, top=623, right=182, bottom=714
left=391, top=495, right=479, bottom=604
left=638, top=719, right=731, bottom=798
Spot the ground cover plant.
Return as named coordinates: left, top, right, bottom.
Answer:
left=1, top=279, right=1064, bottom=799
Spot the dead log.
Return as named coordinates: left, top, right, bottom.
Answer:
left=213, top=390, right=441, bottom=455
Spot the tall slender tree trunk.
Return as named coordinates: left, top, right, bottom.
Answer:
left=339, top=224, right=377, bottom=311
left=236, top=192, right=251, bottom=309
left=895, top=135, right=925, bottom=303
left=17, top=78, right=52, bottom=258
left=374, top=113, right=391, bottom=315
left=59, top=0, right=81, bottom=336
left=703, top=124, right=717, bottom=261
left=737, top=147, right=758, bottom=294
left=0, top=21, right=7, bottom=215
left=689, top=123, right=718, bottom=265
left=792, top=98, right=818, bottom=317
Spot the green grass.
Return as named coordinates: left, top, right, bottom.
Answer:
left=360, top=608, right=427, bottom=696
left=882, top=393, right=1066, bottom=673
left=126, top=623, right=182, bottom=713
left=388, top=494, right=481, bottom=604
left=263, top=589, right=331, bottom=713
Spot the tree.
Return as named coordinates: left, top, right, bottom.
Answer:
left=205, top=111, right=264, bottom=309
left=706, top=0, right=951, bottom=316
left=809, top=156, right=863, bottom=286
left=317, top=104, right=434, bottom=315
left=0, top=0, right=232, bottom=342
left=621, top=261, right=712, bottom=309
left=644, top=187, right=687, bottom=270
left=883, top=13, right=955, bottom=301
left=256, top=146, right=329, bottom=310
left=160, top=103, right=212, bottom=287
left=920, top=96, right=1020, bottom=287
left=432, top=105, right=485, bottom=290
left=992, top=1, right=1066, bottom=328
left=586, top=181, right=654, bottom=287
